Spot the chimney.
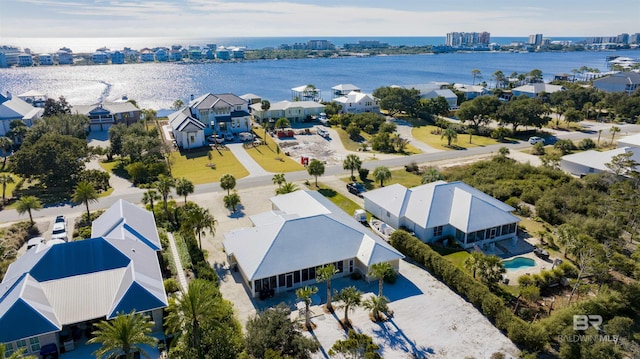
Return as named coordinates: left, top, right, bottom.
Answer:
left=190, top=94, right=194, bottom=101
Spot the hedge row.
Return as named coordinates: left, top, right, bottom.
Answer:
left=389, top=230, right=547, bottom=352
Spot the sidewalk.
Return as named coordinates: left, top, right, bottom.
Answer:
left=227, top=143, right=270, bottom=177
left=166, top=232, right=189, bottom=291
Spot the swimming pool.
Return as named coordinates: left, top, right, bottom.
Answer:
left=503, top=257, right=536, bottom=270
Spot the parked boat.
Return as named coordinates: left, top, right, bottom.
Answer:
left=369, top=218, right=395, bottom=241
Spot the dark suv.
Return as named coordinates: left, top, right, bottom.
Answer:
left=346, top=183, right=365, bottom=196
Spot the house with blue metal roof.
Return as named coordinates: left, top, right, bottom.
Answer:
left=0, top=199, right=167, bottom=357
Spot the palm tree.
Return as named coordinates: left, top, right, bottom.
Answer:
left=316, top=263, right=338, bottom=312
left=274, top=117, right=290, bottom=131
left=175, top=177, right=194, bottom=203
left=441, top=127, right=458, bottom=147
left=343, top=154, right=362, bottom=180
left=155, top=174, right=175, bottom=218
left=478, top=255, right=506, bottom=287
left=16, top=195, right=42, bottom=225
left=334, top=286, right=362, bottom=327
left=183, top=203, right=217, bottom=250
left=597, top=129, right=603, bottom=146
left=610, top=125, right=621, bottom=144
left=296, top=285, right=318, bottom=330
left=421, top=168, right=444, bottom=184
left=260, top=99, right=271, bottom=122
left=220, top=174, right=236, bottom=195
left=464, top=251, right=484, bottom=279
left=307, top=159, right=325, bottom=187
left=166, top=279, right=218, bottom=358
left=0, top=173, right=14, bottom=203
left=368, top=262, right=394, bottom=297
left=141, top=188, right=160, bottom=213
left=224, top=190, right=241, bottom=212
left=471, top=68, right=481, bottom=85
left=0, top=343, right=35, bottom=359
left=88, top=310, right=157, bottom=359
left=272, top=173, right=286, bottom=187
left=73, top=181, right=99, bottom=221
left=372, top=166, right=391, bottom=187
left=0, top=136, right=13, bottom=168
left=362, top=295, right=389, bottom=322
left=467, top=128, right=475, bottom=144
left=276, top=182, right=299, bottom=195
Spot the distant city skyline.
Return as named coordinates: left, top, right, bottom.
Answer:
left=1, top=0, right=638, bottom=38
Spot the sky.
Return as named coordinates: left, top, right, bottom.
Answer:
left=1, top=0, right=639, bottom=38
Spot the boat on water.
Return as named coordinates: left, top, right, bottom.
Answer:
left=369, top=218, right=395, bottom=241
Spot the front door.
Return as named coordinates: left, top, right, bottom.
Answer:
left=286, top=273, right=293, bottom=288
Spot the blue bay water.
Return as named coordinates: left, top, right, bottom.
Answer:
left=1, top=47, right=636, bottom=114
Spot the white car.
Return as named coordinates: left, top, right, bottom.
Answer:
left=528, top=136, right=545, bottom=145
left=317, top=127, right=329, bottom=138
left=52, top=215, right=68, bottom=241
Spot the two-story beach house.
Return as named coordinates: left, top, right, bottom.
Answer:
left=0, top=92, right=43, bottom=137
left=0, top=200, right=167, bottom=357
left=250, top=100, right=325, bottom=124
left=223, top=191, right=404, bottom=298
left=334, top=91, right=380, bottom=114
left=592, top=72, right=640, bottom=94
left=363, top=181, right=520, bottom=250
left=72, top=101, right=141, bottom=131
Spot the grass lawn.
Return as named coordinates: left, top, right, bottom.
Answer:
left=170, top=148, right=249, bottom=184
left=412, top=125, right=503, bottom=151
left=443, top=251, right=470, bottom=269
left=334, top=127, right=421, bottom=155
left=0, top=173, right=21, bottom=201
left=246, top=132, right=303, bottom=172
left=316, top=183, right=371, bottom=220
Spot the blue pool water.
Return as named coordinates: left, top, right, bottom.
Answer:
left=503, top=257, right=536, bottom=270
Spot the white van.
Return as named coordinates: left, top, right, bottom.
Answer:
left=317, top=127, right=329, bottom=138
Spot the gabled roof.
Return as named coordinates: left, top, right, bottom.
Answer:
left=593, top=72, right=640, bottom=86
left=332, top=84, right=361, bottom=92
left=364, top=181, right=519, bottom=233
left=73, top=102, right=139, bottom=116
left=189, top=93, right=247, bottom=111
left=0, top=200, right=167, bottom=343
left=257, top=100, right=325, bottom=111
left=453, top=84, right=487, bottom=93
left=334, top=91, right=376, bottom=105
left=562, top=147, right=640, bottom=172
left=0, top=96, right=43, bottom=121
left=168, top=107, right=206, bottom=132
left=223, top=191, right=403, bottom=281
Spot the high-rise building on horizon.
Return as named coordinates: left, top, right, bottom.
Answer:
left=528, top=34, right=543, bottom=46
left=445, top=32, right=490, bottom=47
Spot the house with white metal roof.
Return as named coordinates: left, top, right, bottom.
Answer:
left=223, top=191, right=404, bottom=298
left=0, top=199, right=167, bottom=357
left=363, top=181, right=520, bottom=250
left=334, top=91, right=380, bottom=114
left=511, top=83, right=565, bottom=98
left=332, top=84, right=361, bottom=98
left=72, top=101, right=141, bottom=131
left=250, top=100, right=325, bottom=123
left=453, top=83, right=490, bottom=100
left=560, top=133, right=640, bottom=176
left=0, top=92, right=43, bottom=137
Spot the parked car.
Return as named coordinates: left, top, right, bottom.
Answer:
left=318, top=112, right=328, bottom=125
left=528, top=136, right=545, bottom=145
left=207, top=135, right=224, bottom=144
left=346, top=182, right=366, bottom=196
left=52, top=215, right=67, bottom=241
left=317, top=127, right=330, bottom=138
left=224, top=133, right=234, bottom=142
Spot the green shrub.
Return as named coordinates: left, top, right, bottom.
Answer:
left=358, top=168, right=369, bottom=182
left=164, top=278, right=180, bottom=293
left=577, top=138, right=596, bottom=150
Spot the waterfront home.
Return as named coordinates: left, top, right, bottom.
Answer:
left=250, top=100, right=325, bottom=123
left=17, top=53, right=33, bottom=67
left=291, top=85, right=321, bottom=102
left=561, top=133, right=640, bottom=176
left=421, top=89, right=458, bottom=109
left=169, top=49, right=183, bottom=61
left=140, top=49, right=155, bottom=62
left=202, top=48, right=214, bottom=60
left=73, top=102, right=141, bottom=131
left=0, top=46, right=21, bottom=67
left=333, top=91, right=380, bottom=114
left=453, top=83, right=490, bottom=100
left=0, top=92, right=43, bottom=137
left=240, top=93, right=262, bottom=106
left=0, top=200, right=167, bottom=357
left=363, top=181, right=520, bottom=250
left=592, top=72, right=640, bottom=94
left=216, top=47, right=231, bottom=60
left=332, top=84, right=361, bottom=98
left=17, top=90, right=47, bottom=108
left=91, top=51, right=108, bottom=64
left=223, top=190, right=404, bottom=298
left=168, top=107, right=207, bottom=150
left=155, top=48, right=169, bottom=62
left=511, top=83, right=565, bottom=98
left=56, top=49, right=73, bottom=65
left=38, top=53, right=53, bottom=66
left=110, top=50, right=125, bottom=64
left=231, top=47, right=245, bottom=59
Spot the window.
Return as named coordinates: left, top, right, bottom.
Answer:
left=4, top=343, right=15, bottom=357
left=334, top=261, right=344, bottom=273
left=302, top=268, right=309, bottom=281
left=278, top=274, right=285, bottom=287
left=501, top=224, right=509, bottom=236
left=433, top=226, right=443, bottom=237
left=16, top=340, right=26, bottom=353
left=308, top=266, right=316, bottom=280
left=349, top=259, right=354, bottom=273
left=386, top=211, right=390, bottom=218
left=29, top=337, right=40, bottom=352
left=293, top=271, right=301, bottom=283
left=489, top=227, right=497, bottom=239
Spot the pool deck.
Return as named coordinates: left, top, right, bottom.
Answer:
left=503, top=252, right=555, bottom=285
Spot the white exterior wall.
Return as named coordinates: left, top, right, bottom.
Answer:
left=560, top=158, right=600, bottom=176
left=364, top=198, right=401, bottom=229
left=175, top=130, right=205, bottom=149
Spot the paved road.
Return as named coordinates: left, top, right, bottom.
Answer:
left=2, top=122, right=639, bottom=224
